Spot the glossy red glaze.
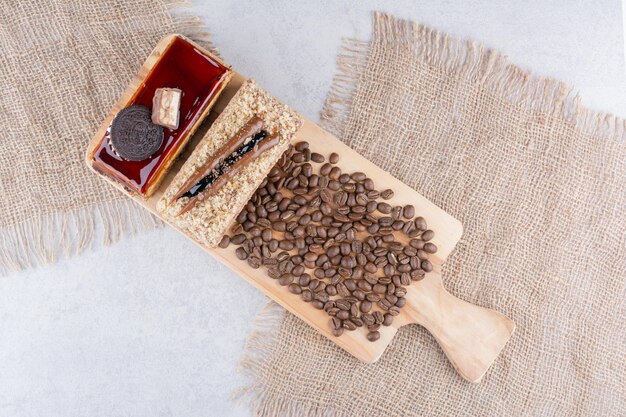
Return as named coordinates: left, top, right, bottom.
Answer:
left=92, top=36, right=230, bottom=195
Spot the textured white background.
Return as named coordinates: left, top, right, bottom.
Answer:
left=1, top=1, right=624, bottom=416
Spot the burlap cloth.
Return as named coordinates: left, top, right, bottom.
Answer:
left=0, top=0, right=217, bottom=275
left=238, top=13, right=626, bottom=416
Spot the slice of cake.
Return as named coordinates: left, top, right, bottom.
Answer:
left=89, top=35, right=232, bottom=197
left=157, top=79, right=303, bottom=247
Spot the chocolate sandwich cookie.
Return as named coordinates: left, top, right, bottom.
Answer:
left=110, top=105, right=164, bottom=161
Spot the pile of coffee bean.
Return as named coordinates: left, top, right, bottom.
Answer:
left=219, top=141, right=437, bottom=342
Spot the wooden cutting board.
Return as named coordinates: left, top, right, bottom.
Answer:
left=85, top=35, right=515, bottom=383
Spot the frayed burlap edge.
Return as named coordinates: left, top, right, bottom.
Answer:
left=1, top=0, right=220, bottom=276
left=322, top=12, right=626, bottom=142
left=235, top=11, right=626, bottom=417
left=234, top=302, right=345, bottom=417
left=167, top=0, right=221, bottom=58
left=0, top=199, right=161, bottom=276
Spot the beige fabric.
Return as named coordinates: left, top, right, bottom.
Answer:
left=0, top=0, right=215, bottom=275
left=239, top=12, right=626, bottom=416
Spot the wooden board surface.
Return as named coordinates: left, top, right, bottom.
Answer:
left=85, top=35, right=514, bottom=382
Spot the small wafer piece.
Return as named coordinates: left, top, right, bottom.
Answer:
left=157, top=79, right=302, bottom=247
left=152, top=87, right=182, bottom=129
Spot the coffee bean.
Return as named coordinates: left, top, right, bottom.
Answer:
left=333, top=191, right=347, bottom=206
left=332, top=327, right=344, bottom=337
left=267, top=268, right=280, bottom=279
left=367, top=331, right=381, bottom=342
left=386, top=294, right=398, bottom=305
left=403, top=205, right=415, bottom=219
left=316, top=292, right=330, bottom=303
left=391, top=206, right=402, bottom=220
left=414, top=217, right=427, bottom=230
left=337, top=310, right=350, bottom=320
left=388, top=306, right=401, bottom=316
left=278, top=274, right=293, bottom=286
left=343, top=320, right=357, bottom=331
left=328, top=180, right=340, bottom=191
left=402, top=220, right=415, bottom=235
left=355, top=312, right=372, bottom=326
left=334, top=213, right=350, bottom=223
left=352, top=289, right=366, bottom=301
left=363, top=297, right=380, bottom=309
left=331, top=317, right=342, bottom=330
left=421, top=229, right=434, bottom=241
left=351, top=240, right=363, bottom=254
left=329, top=152, right=339, bottom=164
left=326, top=285, right=337, bottom=296
left=231, top=233, right=246, bottom=245
left=288, top=283, right=302, bottom=294
left=378, top=299, right=392, bottom=310
left=366, top=201, right=377, bottom=213
left=392, top=275, right=402, bottom=286
left=417, top=250, right=429, bottom=261
left=354, top=193, right=368, bottom=207
left=373, top=284, right=386, bottom=294
left=357, top=280, right=372, bottom=292
left=359, top=300, right=372, bottom=313
left=366, top=191, right=379, bottom=201
left=218, top=235, right=230, bottom=248
left=235, top=247, right=248, bottom=260
left=248, top=256, right=261, bottom=269
left=298, top=273, right=311, bottom=286
left=320, top=188, right=332, bottom=203
left=261, top=229, right=272, bottom=242
left=294, top=141, right=309, bottom=152
left=337, top=283, right=350, bottom=297
left=378, top=276, right=392, bottom=285
left=377, top=202, right=392, bottom=214
left=350, top=172, right=366, bottom=182
left=423, top=242, right=437, bottom=254
left=344, top=279, right=357, bottom=292
left=404, top=246, right=417, bottom=257
left=350, top=303, right=359, bottom=317
left=381, top=189, right=394, bottom=200
left=262, top=258, right=278, bottom=266
left=373, top=311, right=384, bottom=324
left=320, top=163, right=332, bottom=176
left=311, top=152, right=325, bottom=163
left=421, top=260, right=433, bottom=272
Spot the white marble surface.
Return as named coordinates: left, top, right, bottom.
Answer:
left=2, top=1, right=624, bottom=416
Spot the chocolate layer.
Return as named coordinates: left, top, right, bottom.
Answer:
left=168, top=115, right=264, bottom=205
left=177, top=131, right=280, bottom=215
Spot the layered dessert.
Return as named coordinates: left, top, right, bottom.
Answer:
left=157, top=79, right=303, bottom=247
left=89, top=36, right=232, bottom=197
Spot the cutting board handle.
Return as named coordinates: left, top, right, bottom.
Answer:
left=403, top=278, right=515, bottom=382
